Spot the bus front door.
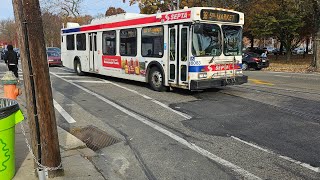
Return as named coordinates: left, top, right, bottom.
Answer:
left=89, top=32, right=98, bottom=72
left=168, top=25, right=189, bottom=87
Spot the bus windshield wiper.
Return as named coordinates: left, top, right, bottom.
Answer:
left=209, top=55, right=215, bottom=64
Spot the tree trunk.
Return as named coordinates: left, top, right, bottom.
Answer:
left=12, top=0, right=63, bottom=178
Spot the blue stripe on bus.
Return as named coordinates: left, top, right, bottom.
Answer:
left=188, top=66, right=207, bottom=72
left=62, top=28, right=80, bottom=34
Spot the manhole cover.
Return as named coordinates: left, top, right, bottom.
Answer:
left=72, top=125, right=120, bottom=151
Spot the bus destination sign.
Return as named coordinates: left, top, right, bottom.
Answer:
left=200, top=9, right=239, bottom=23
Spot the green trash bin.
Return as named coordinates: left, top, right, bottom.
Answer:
left=0, top=98, right=24, bottom=180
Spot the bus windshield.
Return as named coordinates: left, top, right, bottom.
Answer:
left=192, top=24, right=242, bottom=57
left=192, top=23, right=222, bottom=57
left=222, top=25, right=242, bottom=56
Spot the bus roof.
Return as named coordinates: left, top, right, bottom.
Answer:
left=62, top=7, right=244, bottom=34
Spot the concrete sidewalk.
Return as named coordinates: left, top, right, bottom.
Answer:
left=0, top=88, right=105, bottom=179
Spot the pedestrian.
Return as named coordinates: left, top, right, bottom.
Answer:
left=4, top=45, right=19, bottom=78
left=261, top=50, right=268, bottom=58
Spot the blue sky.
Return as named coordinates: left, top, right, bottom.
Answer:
left=0, top=0, right=140, bottom=20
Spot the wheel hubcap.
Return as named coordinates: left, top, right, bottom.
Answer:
left=152, top=71, right=162, bottom=87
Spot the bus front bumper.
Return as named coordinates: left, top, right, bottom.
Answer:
left=190, top=75, right=248, bottom=90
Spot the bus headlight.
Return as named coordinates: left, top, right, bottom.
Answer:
left=235, top=70, right=242, bottom=74
left=198, top=73, right=207, bottom=79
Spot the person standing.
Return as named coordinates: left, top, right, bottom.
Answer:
left=261, top=50, right=268, bottom=58
left=4, top=45, right=19, bottom=78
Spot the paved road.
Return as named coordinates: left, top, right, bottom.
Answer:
left=5, top=63, right=320, bottom=180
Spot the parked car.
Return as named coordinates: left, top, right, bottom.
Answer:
left=13, top=48, right=20, bottom=58
left=242, top=52, right=269, bottom=70
left=273, top=48, right=287, bottom=55
left=245, top=47, right=265, bottom=55
left=47, top=51, right=62, bottom=66
left=292, top=47, right=305, bottom=55
left=263, top=47, right=277, bottom=54
left=1, top=49, right=7, bottom=60
left=46, top=47, right=61, bottom=54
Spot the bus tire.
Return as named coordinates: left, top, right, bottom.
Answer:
left=148, top=67, right=167, bottom=92
left=74, top=60, right=85, bottom=76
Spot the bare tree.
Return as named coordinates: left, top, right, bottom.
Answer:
left=41, top=11, right=62, bottom=47
left=40, top=0, right=83, bottom=18
left=0, top=19, right=18, bottom=47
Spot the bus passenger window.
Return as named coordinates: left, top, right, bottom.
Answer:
left=66, top=35, right=75, bottom=50
left=120, top=29, right=137, bottom=56
left=141, top=26, right=164, bottom=58
left=102, top=31, right=116, bottom=55
left=76, top=33, right=86, bottom=51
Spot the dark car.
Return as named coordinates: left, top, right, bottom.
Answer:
left=245, top=47, right=265, bottom=55
left=242, top=52, right=269, bottom=70
left=47, top=51, right=62, bottom=66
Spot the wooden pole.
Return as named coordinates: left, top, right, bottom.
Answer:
left=316, top=31, right=320, bottom=70
left=12, top=0, right=63, bottom=177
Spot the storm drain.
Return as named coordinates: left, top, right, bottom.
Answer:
left=72, top=125, right=120, bottom=151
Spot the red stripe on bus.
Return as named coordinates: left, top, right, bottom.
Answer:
left=79, top=11, right=191, bottom=32
left=80, top=16, right=160, bottom=32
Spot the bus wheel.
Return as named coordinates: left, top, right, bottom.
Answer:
left=149, top=67, right=167, bottom=92
left=74, top=60, right=84, bottom=76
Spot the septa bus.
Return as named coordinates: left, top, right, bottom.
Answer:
left=61, top=7, right=248, bottom=91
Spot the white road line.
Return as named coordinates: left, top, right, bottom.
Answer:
left=264, top=71, right=320, bottom=76
left=69, top=80, right=106, bottom=83
left=54, top=67, right=191, bottom=119
left=54, top=73, right=75, bottom=75
left=58, top=76, right=88, bottom=78
left=51, top=72, right=261, bottom=180
left=231, top=136, right=319, bottom=173
left=273, top=75, right=292, bottom=78
left=54, top=67, right=75, bottom=72
left=102, top=80, right=192, bottom=119
left=53, top=99, right=76, bottom=123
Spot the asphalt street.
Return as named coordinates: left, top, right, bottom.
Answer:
left=3, top=61, right=320, bottom=180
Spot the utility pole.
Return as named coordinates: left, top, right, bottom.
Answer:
left=12, top=0, right=63, bottom=178
left=316, top=31, right=320, bottom=70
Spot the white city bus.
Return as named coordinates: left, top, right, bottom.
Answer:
left=61, top=7, right=247, bottom=91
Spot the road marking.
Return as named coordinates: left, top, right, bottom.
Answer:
left=102, top=80, right=192, bottom=119
left=54, top=73, right=75, bottom=75
left=53, top=99, right=76, bottom=123
left=51, top=72, right=261, bottom=180
left=248, top=78, right=274, bottom=86
left=69, top=80, right=106, bottom=83
left=55, top=67, right=75, bottom=72
left=273, top=75, right=292, bottom=78
left=231, top=136, right=319, bottom=173
left=262, top=71, right=320, bottom=76
left=58, top=76, right=88, bottom=78
left=54, top=67, right=191, bottom=119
